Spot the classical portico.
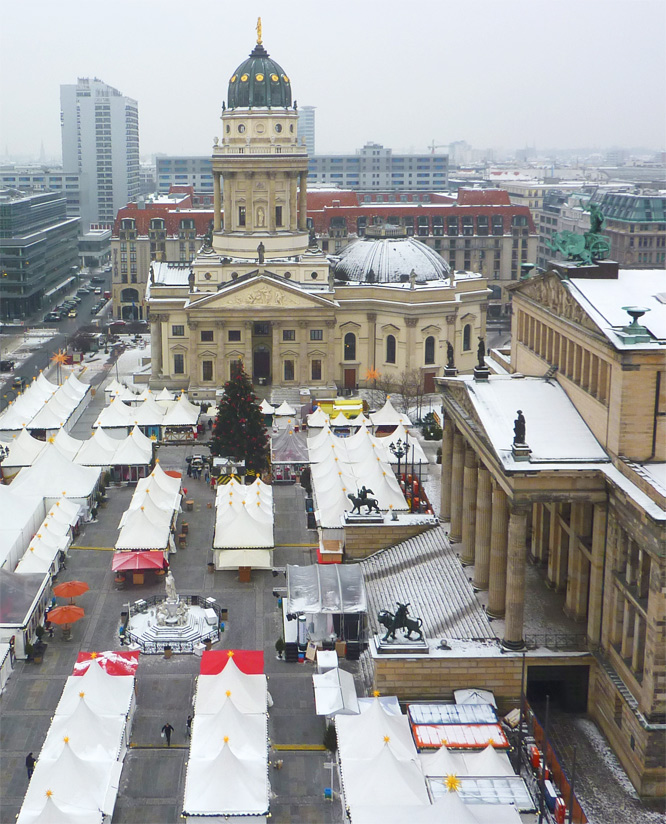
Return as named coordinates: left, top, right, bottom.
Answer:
left=439, top=374, right=609, bottom=649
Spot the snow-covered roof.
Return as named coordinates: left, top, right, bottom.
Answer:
left=10, top=448, right=100, bottom=500
left=162, top=393, right=200, bottom=426
left=567, top=269, right=666, bottom=348
left=307, top=406, right=329, bottom=427
left=274, top=400, right=297, bottom=416
left=369, top=398, right=412, bottom=427
left=115, top=505, right=172, bottom=550
left=259, top=398, right=274, bottom=414
left=332, top=236, right=452, bottom=284
left=1, top=428, right=48, bottom=468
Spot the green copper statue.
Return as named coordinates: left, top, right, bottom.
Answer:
left=547, top=203, right=611, bottom=266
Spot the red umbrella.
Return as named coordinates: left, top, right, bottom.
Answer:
left=53, top=581, right=89, bottom=604
left=46, top=605, right=85, bottom=625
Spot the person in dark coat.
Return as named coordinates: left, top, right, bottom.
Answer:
left=161, top=722, right=174, bottom=746
left=26, top=752, right=36, bottom=779
left=186, top=715, right=192, bottom=737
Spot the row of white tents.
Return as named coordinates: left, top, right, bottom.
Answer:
left=335, top=698, right=525, bottom=824
left=308, top=423, right=428, bottom=466
left=1, top=426, right=153, bottom=478
left=307, top=398, right=412, bottom=430
left=94, top=391, right=200, bottom=436
left=17, top=656, right=137, bottom=824
left=14, top=498, right=81, bottom=578
left=183, top=656, right=270, bottom=820
left=307, top=426, right=409, bottom=528
left=0, top=373, right=91, bottom=439
left=213, top=478, right=274, bottom=570
left=115, top=462, right=182, bottom=553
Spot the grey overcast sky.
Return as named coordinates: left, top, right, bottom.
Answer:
left=1, top=0, right=664, bottom=160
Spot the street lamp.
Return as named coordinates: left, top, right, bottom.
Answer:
left=389, top=437, right=407, bottom=483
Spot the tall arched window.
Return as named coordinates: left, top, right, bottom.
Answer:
left=425, top=336, right=435, bottom=365
left=386, top=334, right=396, bottom=364
left=463, top=324, right=472, bottom=351
left=344, top=332, right=356, bottom=361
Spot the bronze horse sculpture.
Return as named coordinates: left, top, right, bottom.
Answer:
left=377, top=602, right=424, bottom=642
left=347, top=489, right=380, bottom=515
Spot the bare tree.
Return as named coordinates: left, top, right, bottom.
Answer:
left=369, top=373, right=396, bottom=410
left=395, top=368, right=426, bottom=420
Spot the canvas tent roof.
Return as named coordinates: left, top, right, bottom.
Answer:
left=162, top=393, right=200, bottom=426
left=274, top=400, right=296, bottom=416
left=42, top=699, right=125, bottom=761
left=313, top=666, right=360, bottom=716
left=341, top=744, right=429, bottom=808
left=369, top=398, right=412, bottom=427
left=190, top=700, right=267, bottom=759
left=330, top=411, right=350, bottom=427
left=156, top=387, right=175, bottom=401
left=348, top=412, right=371, bottom=427
left=377, top=424, right=429, bottom=464
left=93, top=397, right=133, bottom=428
left=195, top=658, right=268, bottom=714
left=307, top=406, right=329, bottom=427
left=183, top=744, right=268, bottom=816
left=74, top=427, right=117, bottom=466
left=112, top=551, right=166, bottom=571
left=52, top=428, right=85, bottom=461
left=56, top=660, right=134, bottom=717
left=271, top=426, right=310, bottom=463
left=259, top=398, right=274, bottom=414
left=147, top=461, right=182, bottom=494
left=129, top=397, right=165, bottom=426
left=115, top=505, right=171, bottom=550
left=213, top=502, right=274, bottom=548
left=1, top=428, right=48, bottom=467
left=111, top=425, right=153, bottom=465
left=10, top=448, right=100, bottom=500
left=16, top=793, right=102, bottom=824
left=287, top=564, right=366, bottom=614
left=336, top=699, right=417, bottom=762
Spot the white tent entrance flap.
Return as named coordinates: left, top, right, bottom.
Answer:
left=286, top=564, right=367, bottom=643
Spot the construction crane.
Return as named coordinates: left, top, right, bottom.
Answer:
left=428, top=141, right=447, bottom=155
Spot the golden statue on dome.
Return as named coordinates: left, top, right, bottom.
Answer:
left=256, top=17, right=262, bottom=45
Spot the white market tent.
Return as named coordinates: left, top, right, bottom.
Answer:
left=306, top=406, right=329, bottom=427
left=74, top=426, right=118, bottom=466
left=16, top=794, right=103, bottom=824
left=195, top=658, right=268, bottom=715
left=129, top=396, right=165, bottom=427
left=313, top=666, right=360, bottom=716
left=213, top=479, right=274, bottom=569
left=274, top=400, right=296, bottom=417
left=115, top=505, right=172, bottom=551
left=53, top=428, right=85, bottom=461
left=93, top=397, right=134, bottom=431
left=162, top=393, right=200, bottom=427
left=341, top=744, right=430, bottom=808
left=55, top=661, right=135, bottom=717
left=0, top=428, right=48, bottom=469
left=10, top=448, right=100, bottom=513
left=156, top=387, right=175, bottom=402
left=111, top=425, right=153, bottom=467
left=183, top=746, right=268, bottom=817
left=348, top=412, right=371, bottom=428
left=336, top=699, right=418, bottom=763
left=330, top=411, right=350, bottom=427
left=376, top=424, right=429, bottom=465
left=369, top=398, right=412, bottom=428
left=41, top=699, right=126, bottom=762
left=259, top=399, right=275, bottom=415
left=189, top=700, right=267, bottom=760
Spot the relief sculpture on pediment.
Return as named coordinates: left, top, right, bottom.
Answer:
left=521, top=275, right=596, bottom=332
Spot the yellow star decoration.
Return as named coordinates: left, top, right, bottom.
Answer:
left=227, top=649, right=234, bottom=657
left=365, top=367, right=380, bottom=382
left=383, top=735, right=391, bottom=743
left=63, top=736, right=69, bottom=743
left=373, top=690, right=381, bottom=697
left=90, top=652, right=98, bottom=659
left=445, top=774, right=461, bottom=792
left=45, top=789, right=53, bottom=798
left=79, top=691, right=85, bottom=698
left=223, top=735, right=229, bottom=743
left=51, top=350, right=69, bottom=365
left=226, top=690, right=232, bottom=697
left=488, top=737, right=495, bottom=745
left=47, top=436, right=55, bottom=443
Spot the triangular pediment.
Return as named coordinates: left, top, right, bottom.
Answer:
left=187, top=274, right=337, bottom=312
left=510, top=271, right=599, bottom=334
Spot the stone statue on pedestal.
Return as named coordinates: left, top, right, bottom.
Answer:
left=165, top=570, right=177, bottom=602
left=477, top=337, right=486, bottom=369
left=257, top=242, right=265, bottom=265
left=513, top=410, right=526, bottom=445
left=446, top=340, right=455, bottom=369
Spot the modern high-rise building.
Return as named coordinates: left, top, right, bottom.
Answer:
left=60, top=78, right=140, bottom=230
left=297, top=105, right=316, bottom=156
left=155, top=156, right=214, bottom=194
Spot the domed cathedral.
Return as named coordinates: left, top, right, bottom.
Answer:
left=146, top=22, right=489, bottom=399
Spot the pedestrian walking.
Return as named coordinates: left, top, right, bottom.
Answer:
left=186, top=462, right=192, bottom=478
left=26, top=752, right=36, bottom=779
left=186, top=715, right=192, bottom=737
left=204, top=465, right=210, bottom=483
left=161, top=722, right=174, bottom=746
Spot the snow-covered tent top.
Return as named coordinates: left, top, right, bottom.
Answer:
left=189, top=700, right=267, bottom=760
left=259, top=398, right=274, bottom=414
left=336, top=698, right=417, bottom=762
left=63, top=373, right=89, bottom=399
left=10, top=448, right=100, bottom=502
left=274, top=400, right=296, bottom=416
left=213, top=501, right=274, bottom=548
left=156, top=387, right=175, bottom=402
left=16, top=793, right=102, bottom=824
left=1, top=428, right=48, bottom=468
left=271, top=426, right=310, bottom=464
left=74, top=427, right=118, bottom=466
left=330, top=411, right=350, bottom=427
left=464, top=743, right=515, bottom=776
left=376, top=424, right=429, bottom=465
left=55, top=659, right=134, bottom=716
left=26, top=395, right=73, bottom=431
left=306, top=406, right=329, bottom=427
left=115, top=505, right=172, bottom=550
left=135, top=387, right=154, bottom=401
left=41, top=698, right=126, bottom=761
left=195, top=657, right=268, bottom=715
left=455, top=688, right=497, bottom=707
left=419, top=744, right=468, bottom=777
left=135, top=475, right=181, bottom=512
left=129, top=396, right=165, bottom=426
left=369, top=398, right=412, bottom=427
left=52, top=428, right=84, bottom=461
left=144, top=461, right=182, bottom=495
left=119, top=492, right=172, bottom=529
left=111, top=426, right=153, bottom=466
left=287, top=564, right=366, bottom=614
left=93, top=397, right=134, bottom=429
left=348, top=412, right=371, bottom=428
left=341, top=744, right=430, bottom=810
left=162, top=393, right=200, bottom=426
left=104, top=378, right=125, bottom=396
left=183, top=743, right=268, bottom=817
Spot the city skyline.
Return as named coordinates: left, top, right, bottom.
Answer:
left=0, top=0, right=664, bottom=162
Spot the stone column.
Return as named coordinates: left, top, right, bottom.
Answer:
left=440, top=413, right=454, bottom=520
left=268, top=172, right=276, bottom=233
left=298, top=171, right=308, bottom=231
left=246, top=172, right=255, bottom=231
left=150, top=314, right=163, bottom=378
left=565, top=503, right=591, bottom=622
left=404, top=317, right=418, bottom=371
left=587, top=501, right=607, bottom=644
left=487, top=482, right=509, bottom=617
left=460, top=446, right=478, bottom=565
left=449, top=431, right=465, bottom=543
left=325, top=319, right=337, bottom=384
left=473, top=464, right=492, bottom=590
left=271, top=321, right=281, bottom=385
left=298, top=320, right=308, bottom=384
left=222, top=172, right=234, bottom=230
left=187, top=321, right=198, bottom=386
left=547, top=504, right=568, bottom=590
left=213, top=173, right=222, bottom=232
left=366, top=312, right=377, bottom=372
left=289, top=172, right=298, bottom=231
left=503, top=504, right=529, bottom=649
left=621, top=600, right=634, bottom=659
left=243, top=321, right=253, bottom=377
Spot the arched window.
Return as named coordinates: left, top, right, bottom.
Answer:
left=344, top=332, right=356, bottom=361
left=120, top=288, right=140, bottom=303
left=425, top=336, right=435, bottom=365
left=386, top=334, right=396, bottom=364
left=463, top=324, right=472, bottom=351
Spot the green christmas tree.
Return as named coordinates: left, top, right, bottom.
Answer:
left=210, top=365, right=269, bottom=474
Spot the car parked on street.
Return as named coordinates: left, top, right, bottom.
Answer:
left=68, top=309, right=78, bottom=318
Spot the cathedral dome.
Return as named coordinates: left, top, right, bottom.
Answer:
left=228, top=43, right=292, bottom=109
left=331, top=236, right=452, bottom=284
